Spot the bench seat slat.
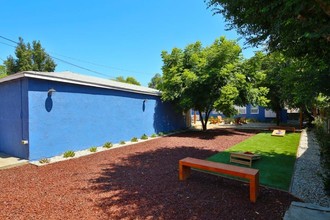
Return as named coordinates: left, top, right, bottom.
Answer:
left=180, top=157, right=258, bottom=177
left=179, top=157, right=259, bottom=203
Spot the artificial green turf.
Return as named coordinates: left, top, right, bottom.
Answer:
left=207, top=131, right=301, bottom=191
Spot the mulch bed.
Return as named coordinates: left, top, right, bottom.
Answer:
left=0, top=129, right=300, bottom=219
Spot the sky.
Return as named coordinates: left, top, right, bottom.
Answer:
left=1, top=0, right=260, bottom=86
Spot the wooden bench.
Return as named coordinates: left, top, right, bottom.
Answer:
left=230, top=152, right=261, bottom=167
left=268, top=126, right=296, bottom=132
left=179, top=157, right=259, bottom=203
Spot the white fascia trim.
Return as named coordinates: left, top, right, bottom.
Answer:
left=0, top=71, right=161, bottom=96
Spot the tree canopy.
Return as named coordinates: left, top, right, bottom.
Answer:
left=207, top=0, right=330, bottom=62
left=207, top=0, right=330, bottom=122
left=160, top=37, right=268, bottom=130
left=0, top=65, right=6, bottom=79
left=148, top=73, right=162, bottom=89
left=4, top=37, right=56, bottom=74
left=114, top=76, right=141, bottom=86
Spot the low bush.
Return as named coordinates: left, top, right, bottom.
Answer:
left=313, top=117, right=330, bottom=194
left=39, top=158, right=50, bottom=164
left=120, top=140, right=126, bottom=145
left=89, top=147, right=97, bottom=152
left=63, top=150, right=75, bottom=158
left=141, top=134, right=148, bottom=140
left=103, top=142, right=113, bottom=149
left=131, top=137, right=138, bottom=142
left=151, top=133, right=157, bottom=138
left=158, top=132, right=164, bottom=136
left=224, top=118, right=234, bottom=124
left=247, top=118, right=259, bottom=123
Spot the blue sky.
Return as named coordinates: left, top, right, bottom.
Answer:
left=1, top=0, right=259, bottom=86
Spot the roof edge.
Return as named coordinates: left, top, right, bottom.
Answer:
left=0, top=71, right=161, bottom=96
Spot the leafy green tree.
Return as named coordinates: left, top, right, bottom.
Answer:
left=148, top=73, right=162, bottom=89
left=4, top=37, right=56, bottom=74
left=114, top=76, right=141, bottom=86
left=125, top=76, right=141, bottom=86
left=0, top=65, right=7, bottom=78
left=207, top=0, right=330, bottom=122
left=258, top=52, right=288, bottom=125
left=161, top=37, right=268, bottom=131
left=207, top=0, right=330, bottom=62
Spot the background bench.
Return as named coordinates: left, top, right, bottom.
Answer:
left=179, top=157, right=259, bottom=202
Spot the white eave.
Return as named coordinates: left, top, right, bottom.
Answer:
left=0, top=71, right=161, bottom=96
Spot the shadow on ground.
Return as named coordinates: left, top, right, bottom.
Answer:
left=87, top=145, right=299, bottom=219
left=170, top=128, right=258, bottom=140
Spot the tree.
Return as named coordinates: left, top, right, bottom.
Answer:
left=0, top=65, right=7, bottom=78
left=4, top=37, right=56, bottom=74
left=207, top=0, right=330, bottom=61
left=256, top=52, right=288, bottom=126
left=161, top=37, right=268, bottom=131
left=207, top=0, right=330, bottom=127
left=148, top=73, right=162, bottom=89
left=114, top=76, right=141, bottom=86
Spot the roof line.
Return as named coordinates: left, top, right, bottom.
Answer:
left=0, top=71, right=161, bottom=96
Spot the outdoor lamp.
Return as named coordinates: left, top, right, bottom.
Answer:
left=48, top=88, right=56, bottom=96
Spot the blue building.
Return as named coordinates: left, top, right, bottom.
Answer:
left=193, top=105, right=288, bottom=123
left=0, top=71, right=187, bottom=161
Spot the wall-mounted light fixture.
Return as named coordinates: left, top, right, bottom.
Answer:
left=48, top=88, right=56, bottom=96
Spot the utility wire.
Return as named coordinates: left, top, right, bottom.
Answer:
left=0, top=41, right=16, bottom=48
left=0, top=35, right=150, bottom=77
left=51, top=56, right=111, bottom=77
left=50, top=52, right=150, bottom=75
left=0, top=36, right=18, bottom=44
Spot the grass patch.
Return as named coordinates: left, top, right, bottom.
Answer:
left=207, top=131, right=300, bottom=191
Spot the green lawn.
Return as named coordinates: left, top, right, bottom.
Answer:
left=207, top=131, right=301, bottom=191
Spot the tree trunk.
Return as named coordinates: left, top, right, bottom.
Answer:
left=299, top=108, right=303, bottom=129
left=198, top=110, right=211, bottom=131
left=276, top=109, right=281, bottom=126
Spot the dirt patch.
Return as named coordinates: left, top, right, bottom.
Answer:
left=0, top=129, right=299, bottom=219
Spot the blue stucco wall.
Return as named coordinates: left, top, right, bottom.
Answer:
left=27, top=79, right=186, bottom=160
left=0, top=79, right=29, bottom=159
left=195, top=104, right=288, bottom=123
left=236, top=105, right=288, bottom=122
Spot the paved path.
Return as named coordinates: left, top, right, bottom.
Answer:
left=0, top=152, right=28, bottom=170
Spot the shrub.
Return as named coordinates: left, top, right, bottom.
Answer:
left=63, top=150, right=75, bottom=158
left=39, top=158, right=50, bottom=164
left=247, top=118, right=258, bottom=123
left=131, top=137, right=138, bottom=142
left=158, top=132, right=164, bottom=136
left=151, top=133, right=157, bottom=138
left=141, top=134, right=148, bottom=140
left=89, top=146, right=97, bottom=152
left=120, top=140, right=126, bottom=145
left=103, top=142, right=113, bottom=149
left=224, top=118, right=235, bottom=124
left=313, top=117, right=330, bottom=194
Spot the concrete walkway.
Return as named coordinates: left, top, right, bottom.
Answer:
left=284, top=202, right=330, bottom=220
left=0, top=152, right=28, bottom=170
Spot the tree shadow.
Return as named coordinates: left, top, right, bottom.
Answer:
left=86, top=146, right=299, bottom=219
left=169, top=128, right=259, bottom=140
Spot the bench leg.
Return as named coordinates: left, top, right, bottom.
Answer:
left=249, top=172, right=259, bottom=203
left=179, top=163, right=191, bottom=181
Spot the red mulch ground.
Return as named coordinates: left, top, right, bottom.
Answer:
left=0, top=129, right=300, bottom=219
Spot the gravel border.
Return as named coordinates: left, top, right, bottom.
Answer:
left=30, top=136, right=162, bottom=166
left=291, top=129, right=330, bottom=207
